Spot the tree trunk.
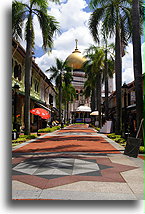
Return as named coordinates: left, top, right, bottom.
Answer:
left=115, top=26, right=122, bottom=135
left=91, top=88, right=96, bottom=111
left=66, top=102, right=69, bottom=123
left=96, top=74, right=102, bottom=128
left=59, top=74, right=62, bottom=125
left=24, top=21, right=32, bottom=135
left=104, top=48, right=109, bottom=121
left=132, top=0, right=143, bottom=132
left=64, top=103, right=67, bottom=124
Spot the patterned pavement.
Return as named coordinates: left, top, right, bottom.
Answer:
left=12, top=124, right=144, bottom=200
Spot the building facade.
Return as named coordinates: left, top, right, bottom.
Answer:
left=12, top=39, right=57, bottom=132
left=108, top=76, right=144, bottom=135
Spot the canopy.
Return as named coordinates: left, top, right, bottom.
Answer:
left=76, top=105, right=91, bottom=112
left=90, top=111, right=99, bottom=116
left=30, top=108, right=50, bottom=119
left=90, top=111, right=104, bottom=116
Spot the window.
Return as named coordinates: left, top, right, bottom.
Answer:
left=76, top=90, right=79, bottom=100
left=34, top=80, right=39, bottom=92
left=14, top=61, right=22, bottom=81
left=49, top=94, right=53, bottom=105
left=128, top=93, right=131, bottom=106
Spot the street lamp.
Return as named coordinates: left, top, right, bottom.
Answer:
left=122, top=82, right=128, bottom=138
left=13, top=83, right=20, bottom=130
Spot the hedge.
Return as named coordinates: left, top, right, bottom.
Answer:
left=38, top=126, right=61, bottom=133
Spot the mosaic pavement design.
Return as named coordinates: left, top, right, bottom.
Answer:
left=12, top=124, right=144, bottom=199
left=12, top=154, right=137, bottom=189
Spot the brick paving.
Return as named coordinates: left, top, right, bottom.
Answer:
left=12, top=124, right=144, bottom=200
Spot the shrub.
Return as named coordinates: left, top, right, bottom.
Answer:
left=114, top=137, right=121, bottom=143
left=107, top=133, right=126, bottom=147
left=12, top=138, right=27, bottom=143
left=107, top=133, right=116, bottom=139
left=19, top=134, right=37, bottom=139
left=139, top=146, right=145, bottom=153
left=12, top=134, right=37, bottom=144
left=115, top=135, right=121, bottom=138
left=38, top=126, right=60, bottom=133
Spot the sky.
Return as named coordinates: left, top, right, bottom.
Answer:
left=19, top=0, right=144, bottom=86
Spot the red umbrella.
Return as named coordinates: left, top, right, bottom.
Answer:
left=30, top=108, right=50, bottom=119
left=30, top=108, right=50, bottom=135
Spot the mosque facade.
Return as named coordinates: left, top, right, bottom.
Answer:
left=65, top=40, right=114, bottom=124
left=65, top=40, right=91, bottom=123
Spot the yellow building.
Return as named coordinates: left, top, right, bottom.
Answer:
left=12, top=39, right=57, bottom=132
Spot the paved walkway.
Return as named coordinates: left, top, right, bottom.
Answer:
left=12, top=124, right=144, bottom=200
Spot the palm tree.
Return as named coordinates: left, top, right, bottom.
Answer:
left=84, top=45, right=114, bottom=126
left=89, top=0, right=132, bottom=134
left=102, top=37, right=115, bottom=121
left=83, top=46, right=105, bottom=127
left=62, top=83, right=76, bottom=123
left=46, top=58, right=72, bottom=126
left=12, top=0, right=59, bottom=135
left=132, top=0, right=144, bottom=133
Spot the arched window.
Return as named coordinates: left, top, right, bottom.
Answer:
left=34, top=79, right=39, bottom=92
left=18, top=64, right=22, bottom=81
left=14, top=61, right=22, bottom=81
left=14, top=61, right=19, bottom=79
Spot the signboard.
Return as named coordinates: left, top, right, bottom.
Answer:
left=85, top=118, right=91, bottom=123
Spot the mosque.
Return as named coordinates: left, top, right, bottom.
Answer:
left=65, top=39, right=114, bottom=124
left=65, top=39, right=91, bottom=123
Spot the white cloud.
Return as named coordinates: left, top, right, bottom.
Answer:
left=49, top=0, right=89, bottom=31
left=35, top=0, right=96, bottom=77
left=141, top=42, right=145, bottom=73
left=121, top=42, right=144, bottom=85
left=122, top=43, right=134, bottom=84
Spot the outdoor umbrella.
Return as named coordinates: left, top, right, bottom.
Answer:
left=30, top=108, right=50, bottom=134
left=30, top=108, right=50, bottom=119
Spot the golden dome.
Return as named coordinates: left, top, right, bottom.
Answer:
left=66, top=40, right=86, bottom=69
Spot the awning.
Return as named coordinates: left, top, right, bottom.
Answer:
left=76, top=105, right=91, bottom=112
left=90, top=111, right=99, bottom=115
left=37, top=103, right=51, bottom=112
left=127, top=104, right=136, bottom=109
left=90, top=111, right=104, bottom=116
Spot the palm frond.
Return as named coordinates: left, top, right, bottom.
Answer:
left=12, top=1, right=27, bottom=40
left=30, top=0, right=48, bottom=12
left=89, top=8, right=105, bottom=43
left=35, top=9, right=60, bottom=51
